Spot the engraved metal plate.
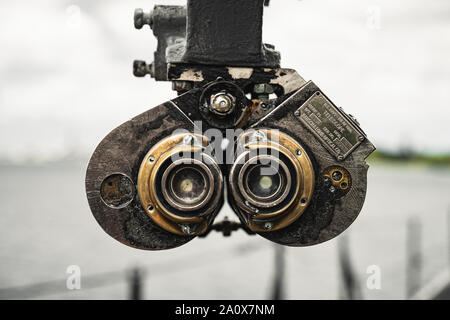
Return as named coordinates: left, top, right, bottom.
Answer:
left=295, top=92, right=365, bottom=160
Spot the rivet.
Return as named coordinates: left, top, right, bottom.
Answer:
left=264, top=222, right=273, bottom=230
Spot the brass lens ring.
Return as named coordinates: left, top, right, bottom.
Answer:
left=161, top=158, right=215, bottom=211
left=229, top=129, right=315, bottom=233
left=237, top=154, right=292, bottom=208
left=138, top=133, right=223, bottom=236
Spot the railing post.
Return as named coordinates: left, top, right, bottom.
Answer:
left=271, top=245, right=286, bottom=300
left=129, top=267, right=143, bottom=300
left=406, top=216, right=422, bottom=298
left=338, top=234, right=361, bottom=300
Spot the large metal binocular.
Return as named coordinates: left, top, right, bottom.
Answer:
left=85, top=0, right=375, bottom=250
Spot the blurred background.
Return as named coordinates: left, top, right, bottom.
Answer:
left=0, top=0, right=449, bottom=300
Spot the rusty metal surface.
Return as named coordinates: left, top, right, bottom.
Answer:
left=179, top=0, right=280, bottom=67
left=134, top=5, right=186, bottom=80
left=85, top=102, right=200, bottom=250
left=85, top=81, right=374, bottom=248
left=251, top=81, right=375, bottom=246
left=168, top=65, right=305, bottom=96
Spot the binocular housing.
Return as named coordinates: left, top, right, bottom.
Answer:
left=85, top=1, right=375, bottom=250
left=86, top=79, right=375, bottom=250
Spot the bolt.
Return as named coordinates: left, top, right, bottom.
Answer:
left=358, top=136, right=365, bottom=142
left=332, top=171, right=343, bottom=181
left=210, top=92, right=236, bottom=115
left=134, top=8, right=153, bottom=29
left=264, top=222, right=273, bottom=230
left=329, top=186, right=337, bottom=193
left=250, top=130, right=267, bottom=143
left=294, top=110, right=300, bottom=117
left=337, top=155, right=344, bottom=161
left=181, top=225, right=194, bottom=235
left=133, top=60, right=153, bottom=77
left=183, top=134, right=194, bottom=145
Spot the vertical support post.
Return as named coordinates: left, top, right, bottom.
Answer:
left=447, top=208, right=450, bottom=278
left=183, top=0, right=279, bottom=67
left=338, top=234, right=361, bottom=300
left=129, top=267, right=143, bottom=300
left=406, top=216, right=422, bottom=298
left=271, top=245, right=285, bottom=300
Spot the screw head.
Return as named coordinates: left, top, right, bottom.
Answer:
left=264, top=222, right=273, bottom=230
left=182, top=134, right=194, bottom=145
left=210, top=92, right=235, bottom=115
left=148, top=156, right=155, bottom=163
left=332, top=171, right=343, bottom=181
left=181, top=225, right=193, bottom=235
left=294, top=110, right=300, bottom=117
left=249, top=130, right=267, bottom=143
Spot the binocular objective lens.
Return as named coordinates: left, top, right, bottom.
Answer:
left=245, top=164, right=282, bottom=200
left=168, top=165, right=209, bottom=206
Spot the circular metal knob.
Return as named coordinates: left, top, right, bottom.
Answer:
left=133, top=60, right=153, bottom=77
left=210, top=91, right=236, bottom=115
left=134, top=8, right=152, bottom=29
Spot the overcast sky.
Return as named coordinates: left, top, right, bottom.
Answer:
left=0, top=0, right=449, bottom=162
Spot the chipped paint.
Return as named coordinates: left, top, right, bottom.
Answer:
left=179, top=70, right=205, bottom=82
left=270, top=69, right=306, bottom=94
left=227, top=67, right=254, bottom=79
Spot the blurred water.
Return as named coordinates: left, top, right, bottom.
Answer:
left=0, top=161, right=448, bottom=299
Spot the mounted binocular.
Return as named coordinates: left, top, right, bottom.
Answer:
left=85, top=0, right=375, bottom=250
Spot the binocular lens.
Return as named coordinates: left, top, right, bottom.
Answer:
left=137, top=133, right=223, bottom=236
left=246, top=165, right=281, bottom=199
left=162, top=159, right=214, bottom=211
left=229, top=129, right=315, bottom=232
left=238, top=155, right=292, bottom=208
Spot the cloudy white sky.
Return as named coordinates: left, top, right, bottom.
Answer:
left=0, top=0, right=449, bottom=162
